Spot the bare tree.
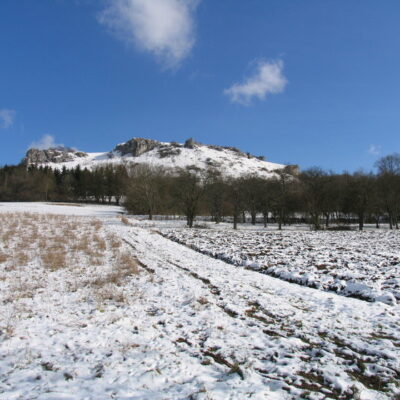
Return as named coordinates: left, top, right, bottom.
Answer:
left=204, top=169, right=226, bottom=223
left=270, top=167, right=297, bottom=230
left=242, top=174, right=263, bottom=225
left=257, top=178, right=274, bottom=227
left=300, top=167, right=331, bottom=230
left=345, top=172, right=375, bottom=230
left=225, top=177, right=245, bottom=230
left=172, top=169, right=204, bottom=228
left=375, top=154, right=400, bottom=229
left=125, top=164, right=166, bottom=220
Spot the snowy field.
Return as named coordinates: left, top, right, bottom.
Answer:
left=0, top=203, right=399, bottom=400
left=163, top=228, right=400, bottom=305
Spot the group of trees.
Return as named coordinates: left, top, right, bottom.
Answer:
left=1, top=153, right=400, bottom=230
left=124, top=154, right=400, bottom=230
left=0, top=164, right=127, bottom=204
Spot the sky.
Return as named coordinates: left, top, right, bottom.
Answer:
left=1, top=0, right=400, bottom=172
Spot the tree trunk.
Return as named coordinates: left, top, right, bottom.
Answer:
left=389, top=212, right=393, bottom=229
left=233, top=213, right=238, bottom=230
left=311, top=213, right=320, bottom=230
left=278, top=210, right=284, bottom=230
left=358, top=212, right=364, bottom=231
left=263, top=211, right=267, bottom=228
left=325, top=213, right=330, bottom=228
left=251, top=210, right=256, bottom=225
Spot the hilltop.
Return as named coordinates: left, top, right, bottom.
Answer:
left=23, top=137, right=288, bottom=178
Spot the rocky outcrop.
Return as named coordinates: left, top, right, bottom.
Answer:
left=208, top=144, right=249, bottom=158
left=23, top=147, right=88, bottom=165
left=114, top=138, right=161, bottom=157
left=158, top=146, right=181, bottom=158
left=184, top=138, right=198, bottom=149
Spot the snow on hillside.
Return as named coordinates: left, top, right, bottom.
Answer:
left=0, top=202, right=399, bottom=399
left=25, top=138, right=287, bottom=178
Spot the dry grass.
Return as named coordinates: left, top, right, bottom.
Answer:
left=92, top=251, right=139, bottom=288
left=8, top=275, right=43, bottom=300
left=94, top=284, right=127, bottom=304
left=0, top=306, right=17, bottom=338
left=109, top=234, right=122, bottom=249
left=73, top=236, right=90, bottom=253
left=0, top=212, right=143, bottom=320
left=120, top=216, right=131, bottom=225
left=13, top=251, right=29, bottom=267
left=40, top=249, right=67, bottom=271
left=115, top=251, right=139, bottom=274
left=93, top=234, right=107, bottom=251
left=2, top=229, right=14, bottom=244
left=0, top=252, right=8, bottom=263
left=92, top=219, right=102, bottom=230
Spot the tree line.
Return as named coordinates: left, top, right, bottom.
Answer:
left=124, top=154, right=400, bottom=230
left=1, top=153, right=400, bottom=230
left=0, top=164, right=127, bottom=204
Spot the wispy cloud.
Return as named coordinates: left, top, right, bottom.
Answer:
left=368, top=144, right=381, bottom=156
left=98, top=0, right=199, bottom=69
left=30, top=135, right=63, bottom=150
left=224, top=60, right=288, bottom=105
left=0, top=109, right=16, bottom=129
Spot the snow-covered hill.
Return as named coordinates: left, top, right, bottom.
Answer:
left=23, top=137, right=289, bottom=178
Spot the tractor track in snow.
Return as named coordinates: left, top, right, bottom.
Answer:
left=111, top=222, right=400, bottom=399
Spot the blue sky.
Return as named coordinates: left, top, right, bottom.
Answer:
left=1, top=0, right=400, bottom=171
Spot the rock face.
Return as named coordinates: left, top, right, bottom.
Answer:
left=23, top=147, right=88, bottom=165
left=184, top=138, right=198, bottom=149
left=114, top=138, right=161, bottom=157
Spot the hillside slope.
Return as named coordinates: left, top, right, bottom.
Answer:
left=23, top=137, right=288, bottom=178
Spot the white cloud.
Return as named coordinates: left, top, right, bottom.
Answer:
left=0, top=109, right=16, bottom=129
left=368, top=145, right=381, bottom=156
left=224, top=60, right=288, bottom=105
left=29, top=135, right=63, bottom=150
left=98, top=0, right=199, bottom=68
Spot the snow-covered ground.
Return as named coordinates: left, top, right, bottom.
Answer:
left=162, top=228, right=400, bottom=305
left=0, top=203, right=399, bottom=400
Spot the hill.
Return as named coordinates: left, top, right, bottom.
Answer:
left=23, top=137, right=288, bottom=178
